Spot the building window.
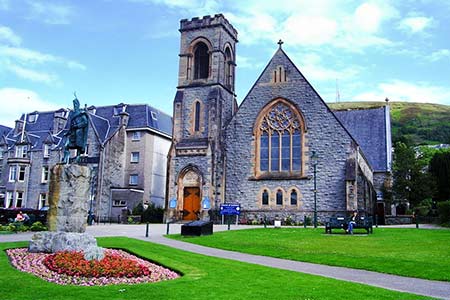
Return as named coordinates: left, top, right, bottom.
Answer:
left=113, top=200, right=127, bottom=207
left=43, top=144, right=50, bottom=158
left=15, top=145, right=28, bottom=158
left=18, top=166, right=26, bottom=181
left=0, top=149, right=3, bottom=159
left=132, top=131, right=141, bottom=141
left=39, top=193, right=47, bottom=209
left=276, top=189, right=283, bottom=205
left=41, top=166, right=49, bottom=183
left=15, top=191, right=23, bottom=208
left=193, top=42, right=209, bottom=79
left=262, top=189, right=269, bottom=205
left=131, top=152, right=140, bottom=163
left=194, top=101, right=201, bottom=132
left=151, top=111, right=158, bottom=120
left=28, top=113, right=38, bottom=123
left=224, top=46, right=233, bottom=88
left=9, top=166, right=17, bottom=182
left=6, top=192, right=13, bottom=208
left=129, top=174, right=139, bottom=185
left=256, top=100, right=305, bottom=175
left=290, top=189, right=297, bottom=205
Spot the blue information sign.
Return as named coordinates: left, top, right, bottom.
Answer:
left=220, top=203, right=241, bottom=215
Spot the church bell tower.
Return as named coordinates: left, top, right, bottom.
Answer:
left=166, top=14, right=238, bottom=221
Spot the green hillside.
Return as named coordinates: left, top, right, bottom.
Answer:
left=328, top=101, right=450, bottom=145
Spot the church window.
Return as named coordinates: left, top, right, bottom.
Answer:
left=194, top=42, right=209, bottom=79
left=224, top=47, right=233, bottom=89
left=262, top=189, right=269, bottom=205
left=290, top=189, right=297, bottom=205
left=194, top=101, right=201, bottom=132
left=276, top=189, right=283, bottom=205
left=256, top=100, right=304, bottom=176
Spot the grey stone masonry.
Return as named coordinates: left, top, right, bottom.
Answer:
left=47, top=164, right=90, bottom=233
left=225, top=48, right=358, bottom=222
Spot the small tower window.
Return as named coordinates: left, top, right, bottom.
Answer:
left=194, top=101, right=201, bottom=132
left=224, top=47, right=233, bottom=88
left=262, top=189, right=269, bottom=205
left=194, top=42, right=209, bottom=79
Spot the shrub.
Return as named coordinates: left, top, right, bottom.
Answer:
left=415, top=198, right=433, bottom=216
left=437, top=200, right=450, bottom=225
left=141, top=204, right=164, bottom=223
left=132, top=203, right=144, bottom=215
left=30, top=221, right=48, bottom=232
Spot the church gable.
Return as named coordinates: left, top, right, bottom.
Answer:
left=224, top=46, right=361, bottom=214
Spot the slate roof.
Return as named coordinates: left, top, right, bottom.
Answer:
left=333, top=107, right=389, bottom=172
left=3, top=103, right=172, bottom=151
left=0, top=125, right=12, bottom=138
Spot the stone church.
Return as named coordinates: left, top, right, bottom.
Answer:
left=166, top=14, right=391, bottom=223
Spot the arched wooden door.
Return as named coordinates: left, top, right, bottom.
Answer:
left=183, top=187, right=200, bottom=220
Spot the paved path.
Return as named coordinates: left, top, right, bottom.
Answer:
left=2, top=224, right=449, bottom=299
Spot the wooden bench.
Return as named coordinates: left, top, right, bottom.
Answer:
left=325, top=216, right=373, bottom=234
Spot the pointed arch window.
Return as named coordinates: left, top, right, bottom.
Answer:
left=262, top=189, right=269, bottom=205
left=193, top=101, right=201, bottom=132
left=256, top=100, right=305, bottom=176
left=290, top=189, right=297, bottom=205
left=224, top=47, right=233, bottom=89
left=194, top=42, right=209, bottom=79
left=276, top=189, right=283, bottom=205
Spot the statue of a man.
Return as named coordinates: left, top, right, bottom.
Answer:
left=62, top=98, right=89, bottom=163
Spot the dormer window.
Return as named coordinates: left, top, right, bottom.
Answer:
left=151, top=111, right=158, bottom=120
left=193, top=42, right=209, bottom=79
left=28, top=113, right=38, bottom=123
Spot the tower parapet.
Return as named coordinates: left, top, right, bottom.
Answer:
left=180, top=14, right=238, bottom=41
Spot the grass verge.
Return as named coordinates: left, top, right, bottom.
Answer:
left=169, top=227, right=450, bottom=281
left=0, top=237, right=433, bottom=300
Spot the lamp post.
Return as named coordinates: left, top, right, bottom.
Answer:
left=311, top=151, right=319, bottom=228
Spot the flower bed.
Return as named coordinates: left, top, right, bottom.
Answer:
left=6, top=248, right=179, bottom=286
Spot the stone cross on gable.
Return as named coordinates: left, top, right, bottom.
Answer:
left=278, top=39, right=284, bottom=48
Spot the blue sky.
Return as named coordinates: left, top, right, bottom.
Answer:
left=1, top=0, right=450, bottom=127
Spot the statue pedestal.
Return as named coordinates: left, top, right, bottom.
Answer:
left=29, top=164, right=103, bottom=260
left=47, top=164, right=90, bottom=233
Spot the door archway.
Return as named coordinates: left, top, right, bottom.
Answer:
left=180, top=169, right=201, bottom=221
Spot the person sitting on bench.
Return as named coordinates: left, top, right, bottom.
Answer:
left=347, top=211, right=358, bottom=234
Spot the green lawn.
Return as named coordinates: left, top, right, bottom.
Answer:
left=169, top=228, right=450, bottom=281
left=0, top=237, right=433, bottom=300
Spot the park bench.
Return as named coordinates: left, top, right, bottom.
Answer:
left=325, top=216, right=373, bottom=234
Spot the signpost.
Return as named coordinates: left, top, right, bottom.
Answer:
left=220, top=203, right=240, bottom=230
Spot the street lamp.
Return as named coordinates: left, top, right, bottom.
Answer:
left=311, top=151, right=319, bottom=228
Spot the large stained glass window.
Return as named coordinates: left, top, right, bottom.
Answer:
left=257, top=101, right=303, bottom=174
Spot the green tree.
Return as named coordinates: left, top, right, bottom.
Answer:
left=392, top=142, right=435, bottom=208
left=429, top=152, right=450, bottom=201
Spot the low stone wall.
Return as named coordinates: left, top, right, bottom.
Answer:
left=385, top=215, right=413, bottom=225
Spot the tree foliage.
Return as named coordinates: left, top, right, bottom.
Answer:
left=392, top=142, right=435, bottom=207
left=429, top=152, right=450, bottom=201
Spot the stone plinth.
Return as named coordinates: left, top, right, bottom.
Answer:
left=29, top=232, right=104, bottom=260
left=47, top=164, right=90, bottom=233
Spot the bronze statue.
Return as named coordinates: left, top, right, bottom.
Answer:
left=62, top=96, right=89, bottom=163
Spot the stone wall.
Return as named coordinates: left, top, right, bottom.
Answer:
left=224, top=49, right=356, bottom=221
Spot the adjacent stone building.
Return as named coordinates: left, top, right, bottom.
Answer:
left=166, top=14, right=391, bottom=223
left=0, top=103, right=172, bottom=221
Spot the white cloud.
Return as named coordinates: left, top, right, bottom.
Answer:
left=352, top=80, right=450, bottom=104
left=0, top=26, right=21, bottom=46
left=398, top=16, right=433, bottom=34
left=428, top=49, right=450, bottom=62
left=354, top=2, right=383, bottom=33
left=27, top=1, right=75, bottom=25
left=0, top=46, right=57, bottom=64
left=6, top=64, right=58, bottom=84
left=236, top=55, right=264, bottom=69
left=0, top=88, right=59, bottom=127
